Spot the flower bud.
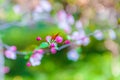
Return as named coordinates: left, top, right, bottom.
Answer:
left=36, top=36, right=41, bottom=41
left=64, top=40, right=70, bottom=44
left=50, top=47, right=57, bottom=54
left=26, top=62, right=31, bottom=67
left=55, top=36, right=63, bottom=43
left=50, top=43, right=55, bottom=47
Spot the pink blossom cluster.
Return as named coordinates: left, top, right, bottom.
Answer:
left=6, top=2, right=117, bottom=66
left=46, top=35, right=70, bottom=54
left=57, top=10, right=74, bottom=34
left=26, top=35, right=70, bottom=67
left=4, top=46, right=17, bottom=60
left=56, top=10, right=90, bottom=46
left=56, top=10, right=115, bottom=61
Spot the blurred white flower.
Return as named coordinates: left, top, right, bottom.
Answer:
left=97, top=7, right=109, bottom=20
left=93, top=30, right=103, bottom=40
left=67, top=49, right=79, bottom=61
left=71, top=30, right=85, bottom=40
left=82, top=37, right=90, bottom=46
left=71, top=30, right=90, bottom=46
left=32, top=12, right=41, bottom=21
left=75, top=20, right=83, bottom=29
left=71, top=31, right=80, bottom=40
left=40, top=0, right=52, bottom=12
left=57, top=10, right=67, bottom=22
left=108, top=29, right=116, bottom=40
left=58, top=22, right=71, bottom=33
left=13, top=5, right=21, bottom=14
left=34, top=5, right=44, bottom=13
left=75, top=40, right=82, bottom=45
left=67, top=14, right=75, bottom=25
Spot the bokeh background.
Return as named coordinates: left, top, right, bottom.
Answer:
left=0, top=0, right=120, bottom=80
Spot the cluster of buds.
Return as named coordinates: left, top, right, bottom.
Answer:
left=3, top=34, right=71, bottom=67
left=46, top=34, right=63, bottom=54
left=26, top=34, right=70, bottom=67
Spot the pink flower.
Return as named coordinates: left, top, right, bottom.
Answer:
left=3, top=66, right=10, bottom=74
left=64, top=40, right=70, bottom=44
left=50, top=43, right=55, bottom=47
left=57, top=10, right=67, bottom=22
left=67, top=14, right=74, bottom=25
left=34, top=49, right=44, bottom=54
left=71, top=31, right=80, bottom=40
left=4, top=46, right=17, bottom=60
left=9, top=46, right=17, bottom=51
left=81, top=37, right=90, bottom=46
left=50, top=47, right=57, bottom=54
left=75, top=20, right=83, bottom=29
left=26, top=62, right=31, bottom=67
left=29, top=50, right=43, bottom=66
left=55, top=36, right=63, bottom=43
left=36, top=36, right=41, bottom=41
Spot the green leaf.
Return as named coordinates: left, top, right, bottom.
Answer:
left=39, top=42, right=49, bottom=48
left=24, top=55, right=29, bottom=59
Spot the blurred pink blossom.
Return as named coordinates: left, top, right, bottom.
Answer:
left=71, top=31, right=90, bottom=46
left=29, top=50, right=43, bottom=66
left=82, top=37, right=90, bottom=46
left=4, top=46, right=17, bottom=60
left=75, top=20, right=83, bottom=29
left=58, top=22, right=71, bottom=33
left=57, top=10, right=67, bottom=22
left=67, top=14, right=75, bottom=25
left=3, top=66, right=10, bottom=74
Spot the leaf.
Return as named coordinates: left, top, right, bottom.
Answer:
left=39, top=42, right=49, bottom=48
left=24, top=55, right=29, bottom=59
